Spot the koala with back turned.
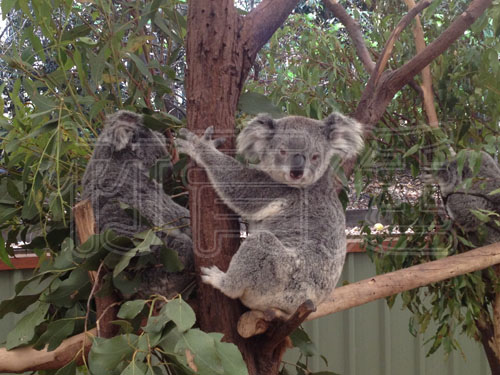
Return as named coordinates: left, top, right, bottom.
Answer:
left=175, top=113, right=364, bottom=314
left=426, top=150, right=500, bottom=245
left=82, top=111, right=193, bottom=298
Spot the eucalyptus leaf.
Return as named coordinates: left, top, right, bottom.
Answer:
left=164, top=297, right=195, bottom=332
left=6, top=303, right=49, bottom=349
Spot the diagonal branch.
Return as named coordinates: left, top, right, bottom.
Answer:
left=371, top=0, right=432, bottom=86
left=404, top=0, right=439, bottom=127
left=389, top=0, right=493, bottom=94
left=242, top=0, right=300, bottom=57
left=0, top=329, right=96, bottom=373
left=323, top=0, right=375, bottom=73
left=239, top=241, right=500, bottom=337
left=310, top=241, right=500, bottom=320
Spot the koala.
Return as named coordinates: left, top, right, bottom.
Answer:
left=82, top=110, right=194, bottom=298
left=175, top=113, right=364, bottom=314
left=424, top=150, right=500, bottom=245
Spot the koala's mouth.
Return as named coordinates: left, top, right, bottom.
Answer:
left=284, top=170, right=313, bottom=187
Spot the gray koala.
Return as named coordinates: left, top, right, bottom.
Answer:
left=424, top=150, right=500, bottom=245
left=175, top=113, right=364, bottom=314
left=82, top=110, right=194, bottom=298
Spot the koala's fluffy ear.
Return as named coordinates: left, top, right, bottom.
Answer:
left=237, top=114, right=276, bottom=161
left=100, top=111, right=143, bottom=151
left=323, top=112, right=364, bottom=159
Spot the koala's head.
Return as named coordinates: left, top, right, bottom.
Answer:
left=97, top=111, right=169, bottom=170
left=237, top=113, right=364, bottom=187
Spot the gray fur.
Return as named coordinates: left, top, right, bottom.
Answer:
left=175, top=113, right=364, bottom=314
left=82, top=110, right=193, bottom=298
left=427, top=150, right=500, bottom=245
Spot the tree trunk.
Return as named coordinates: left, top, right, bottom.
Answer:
left=185, top=2, right=300, bottom=374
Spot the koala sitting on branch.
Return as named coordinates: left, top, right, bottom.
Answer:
left=82, top=111, right=193, bottom=298
left=424, top=150, right=500, bottom=245
left=176, top=113, right=364, bottom=315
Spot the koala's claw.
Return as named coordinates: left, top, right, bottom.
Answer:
left=178, top=127, right=191, bottom=138
left=204, top=126, right=215, bottom=140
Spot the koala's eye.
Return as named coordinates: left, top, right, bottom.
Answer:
left=279, top=148, right=287, bottom=156
left=311, top=153, right=320, bottom=161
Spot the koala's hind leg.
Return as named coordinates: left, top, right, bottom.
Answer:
left=201, top=231, right=293, bottom=312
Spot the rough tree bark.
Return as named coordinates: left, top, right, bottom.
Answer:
left=185, top=1, right=304, bottom=374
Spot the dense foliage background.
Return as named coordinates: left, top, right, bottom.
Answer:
left=0, top=0, right=499, bottom=374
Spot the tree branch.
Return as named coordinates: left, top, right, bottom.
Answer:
left=240, top=241, right=500, bottom=337
left=74, top=200, right=119, bottom=338
left=310, top=241, right=500, bottom=319
left=0, top=329, right=96, bottom=373
left=371, top=0, right=432, bottom=86
left=323, top=0, right=375, bottom=73
left=389, top=0, right=493, bottom=93
left=403, top=0, right=439, bottom=127
left=242, top=0, right=300, bottom=57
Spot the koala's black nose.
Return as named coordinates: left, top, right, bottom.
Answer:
left=290, top=154, right=305, bottom=179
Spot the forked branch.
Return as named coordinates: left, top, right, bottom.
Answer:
left=323, top=0, right=375, bottom=73
left=371, top=0, right=432, bottom=86
left=243, top=0, right=301, bottom=57
left=391, top=0, right=493, bottom=91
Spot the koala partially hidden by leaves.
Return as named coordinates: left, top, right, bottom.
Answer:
left=176, top=113, right=364, bottom=314
left=82, top=111, right=194, bottom=298
left=424, top=150, right=500, bottom=245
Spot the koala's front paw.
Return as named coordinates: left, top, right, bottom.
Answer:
left=174, top=128, right=196, bottom=155
left=201, top=126, right=226, bottom=149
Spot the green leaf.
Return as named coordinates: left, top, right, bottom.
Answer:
left=33, top=318, right=75, bottom=351
left=1, top=0, right=17, bottom=17
left=0, top=293, right=41, bottom=319
left=142, top=114, right=170, bottom=132
left=6, top=179, right=23, bottom=201
left=44, top=268, right=90, bottom=307
left=175, top=329, right=224, bottom=375
left=160, top=246, right=184, bottom=272
left=0, top=231, right=14, bottom=269
left=238, top=92, right=283, bottom=118
left=117, top=300, right=147, bottom=320
left=209, top=333, right=248, bottom=375
left=119, top=201, right=152, bottom=228
left=164, top=298, right=196, bottom=332
left=112, top=247, right=138, bottom=278
left=121, top=359, right=147, bottom=375
left=402, top=143, right=420, bottom=158
left=55, top=360, right=77, bottom=375
left=489, top=187, right=500, bottom=196
left=126, top=52, right=153, bottom=80
left=142, top=305, right=172, bottom=334
left=6, top=302, right=49, bottom=349
left=89, top=334, right=139, bottom=375
left=76, top=36, right=98, bottom=45
left=290, top=327, right=318, bottom=357
left=0, top=204, right=21, bottom=223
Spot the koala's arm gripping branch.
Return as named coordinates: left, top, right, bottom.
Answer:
left=192, top=145, right=287, bottom=218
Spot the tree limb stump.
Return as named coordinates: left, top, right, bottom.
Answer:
left=74, top=200, right=119, bottom=338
